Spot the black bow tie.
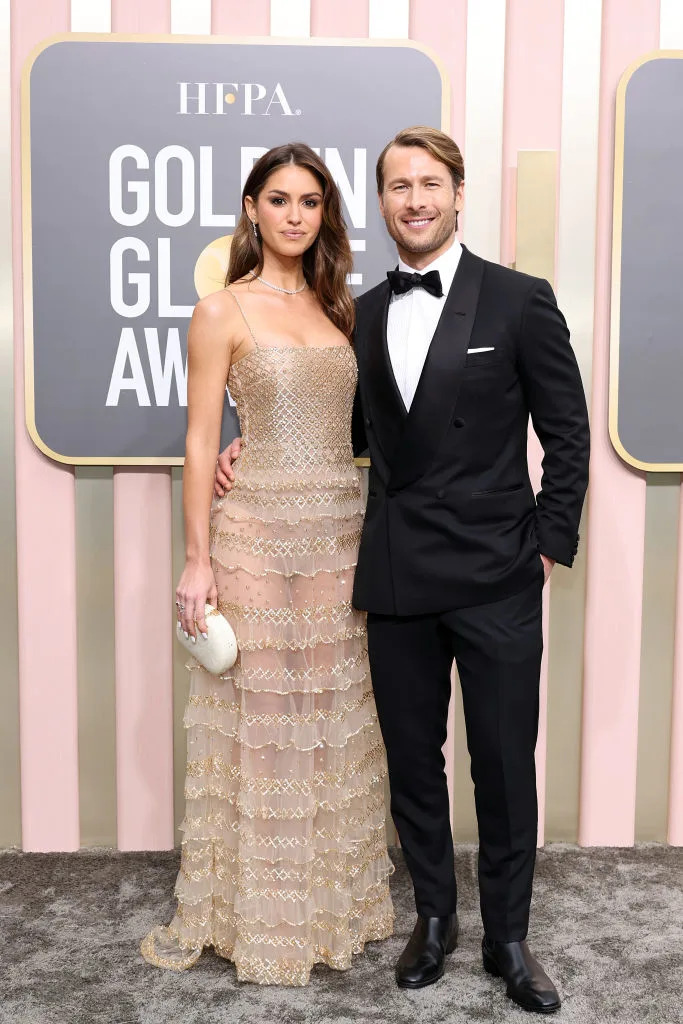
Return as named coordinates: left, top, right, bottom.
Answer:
left=387, top=268, right=443, bottom=299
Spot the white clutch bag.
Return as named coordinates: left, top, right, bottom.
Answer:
left=176, top=604, right=238, bottom=675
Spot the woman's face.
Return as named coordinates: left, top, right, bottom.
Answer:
left=246, top=163, right=324, bottom=259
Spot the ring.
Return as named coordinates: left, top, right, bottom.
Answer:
left=177, top=602, right=185, bottom=612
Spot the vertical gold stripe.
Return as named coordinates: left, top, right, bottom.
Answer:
left=545, top=539, right=587, bottom=839
left=172, top=467, right=187, bottom=843
left=72, top=0, right=116, bottom=849
left=515, top=150, right=558, bottom=845
left=515, top=151, right=557, bottom=285
left=634, top=474, right=679, bottom=840
left=0, top=0, right=21, bottom=848
left=76, top=467, right=117, bottom=846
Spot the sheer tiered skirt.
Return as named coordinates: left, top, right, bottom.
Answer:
left=141, top=470, right=394, bottom=985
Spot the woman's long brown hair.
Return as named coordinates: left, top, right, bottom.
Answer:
left=226, top=143, right=355, bottom=338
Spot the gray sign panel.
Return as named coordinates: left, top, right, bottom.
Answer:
left=23, top=37, right=445, bottom=464
left=611, top=52, right=683, bottom=470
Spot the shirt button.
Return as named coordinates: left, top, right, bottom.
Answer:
left=453, top=417, right=465, bottom=429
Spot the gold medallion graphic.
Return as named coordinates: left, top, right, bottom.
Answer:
left=194, top=235, right=233, bottom=299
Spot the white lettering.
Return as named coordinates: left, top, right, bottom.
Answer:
left=325, top=148, right=367, bottom=229
left=214, top=82, right=239, bottom=113
left=144, top=327, right=187, bottom=406
left=199, top=147, right=235, bottom=227
left=178, top=82, right=207, bottom=114
left=109, top=145, right=150, bottom=227
left=110, top=237, right=150, bottom=318
left=243, top=83, right=267, bottom=116
left=154, top=145, right=195, bottom=227
left=106, top=327, right=151, bottom=406
left=157, top=238, right=194, bottom=317
left=264, top=83, right=293, bottom=116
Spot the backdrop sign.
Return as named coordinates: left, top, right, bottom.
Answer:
left=23, top=36, right=446, bottom=464
left=610, top=51, right=683, bottom=471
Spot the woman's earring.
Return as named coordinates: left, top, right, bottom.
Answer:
left=252, top=220, right=258, bottom=241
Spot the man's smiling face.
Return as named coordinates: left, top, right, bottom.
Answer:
left=378, top=144, right=464, bottom=265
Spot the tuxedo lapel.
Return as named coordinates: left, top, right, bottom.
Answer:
left=360, top=281, right=407, bottom=466
left=388, top=247, right=485, bottom=492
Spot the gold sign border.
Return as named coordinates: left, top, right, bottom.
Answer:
left=22, top=33, right=451, bottom=467
left=609, top=49, right=683, bottom=472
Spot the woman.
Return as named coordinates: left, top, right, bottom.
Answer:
left=141, top=144, right=394, bottom=985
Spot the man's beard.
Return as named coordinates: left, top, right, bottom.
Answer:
left=387, top=209, right=457, bottom=255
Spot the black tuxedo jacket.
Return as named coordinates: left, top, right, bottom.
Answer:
left=351, top=245, right=590, bottom=616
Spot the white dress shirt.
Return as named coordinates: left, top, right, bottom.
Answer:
left=387, top=238, right=462, bottom=411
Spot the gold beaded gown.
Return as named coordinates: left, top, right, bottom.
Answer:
left=141, top=294, right=394, bottom=985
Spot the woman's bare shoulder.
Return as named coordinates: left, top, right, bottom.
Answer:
left=194, top=287, right=238, bottom=320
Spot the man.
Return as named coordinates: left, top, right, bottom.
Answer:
left=216, top=127, right=589, bottom=1013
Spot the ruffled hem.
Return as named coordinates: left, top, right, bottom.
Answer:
left=141, top=906, right=394, bottom=984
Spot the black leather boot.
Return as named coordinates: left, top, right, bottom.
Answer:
left=482, top=937, right=561, bottom=1013
left=395, top=914, right=459, bottom=988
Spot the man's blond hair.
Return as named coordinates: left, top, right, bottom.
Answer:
left=376, top=126, right=465, bottom=194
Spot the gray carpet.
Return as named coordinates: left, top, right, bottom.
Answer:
left=1, top=845, right=681, bottom=1024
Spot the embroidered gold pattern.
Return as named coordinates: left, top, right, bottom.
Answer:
left=224, top=486, right=360, bottom=508
left=184, top=740, right=386, bottom=792
left=142, top=344, right=393, bottom=985
left=236, top=623, right=366, bottom=653
left=211, top=529, right=362, bottom=558
left=221, top=599, right=354, bottom=626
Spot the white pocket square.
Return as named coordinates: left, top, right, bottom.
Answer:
left=467, top=347, right=495, bottom=354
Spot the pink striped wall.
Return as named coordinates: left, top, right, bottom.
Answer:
left=409, top=0, right=467, bottom=155
left=109, top=0, right=175, bottom=851
left=111, top=0, right=169, bottom=33
left=579, top=0, right=659, bottom=846
left=212, top=1, right=270, bottom=36
left=12, top=0, right=80, bottom=852
left=311, top=0, right=368, bottom=37
left=501, top=0, right=565, bottom=847
left=6, top=0, right=682, bottom=852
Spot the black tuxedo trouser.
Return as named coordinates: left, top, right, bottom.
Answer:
left=366, top=578, right=543, bottom=941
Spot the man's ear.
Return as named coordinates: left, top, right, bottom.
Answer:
left=455, top=180, right=465, bottom=213
left=378, top=190, right=385, bottom=217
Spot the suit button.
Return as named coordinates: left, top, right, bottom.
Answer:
left=453, top=417, right=465, bottom=428
left=364, top=416, right=372, bottom=426
left=436, top=489, right=445, bottom=499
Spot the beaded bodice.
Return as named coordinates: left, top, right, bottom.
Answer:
left=227, top=345, right=358, bottom=484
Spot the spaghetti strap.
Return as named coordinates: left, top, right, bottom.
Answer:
left=226, top=289, right=258, bottom=347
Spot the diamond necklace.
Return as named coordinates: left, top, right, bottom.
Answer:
left=249, top=270, right=307, bottom=295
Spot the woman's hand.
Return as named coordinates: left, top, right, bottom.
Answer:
left=176, top=560, right=218, bottom=640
